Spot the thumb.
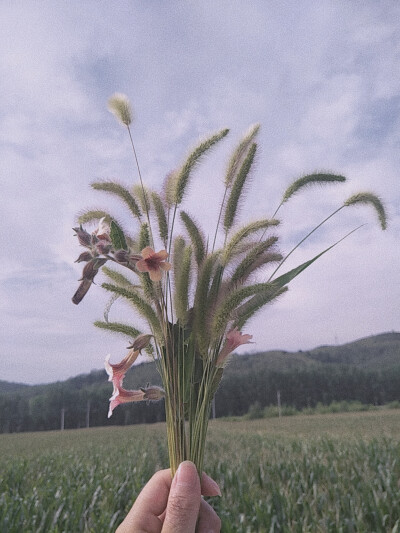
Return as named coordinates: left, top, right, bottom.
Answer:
left=162, top=461, right=201, bottom=533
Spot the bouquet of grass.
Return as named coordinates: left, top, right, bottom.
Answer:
left=72, top=94, right=386, bottom=475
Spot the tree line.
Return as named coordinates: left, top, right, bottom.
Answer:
left=1, top=363, right=399, bottom=433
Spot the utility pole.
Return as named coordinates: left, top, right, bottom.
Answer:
left=211, top=397, right=216, bottom=419
left=60, top=407, right=65, bottom=431
left=85, top=399, right=91, bottom=429
left=277, top=390, right=282, bottom=418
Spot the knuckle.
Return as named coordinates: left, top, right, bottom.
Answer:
left=168, top=495, right=198, bottom=517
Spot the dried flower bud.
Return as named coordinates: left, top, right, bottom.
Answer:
left=73, top=258, right=107, bottom=304
left=73, top=226, right=92, bottom=247
left=127, top=334, right=153, bottom=353
left=75, top=251, right=93, bottom=263
left=141, top=385, right=165, bottom=401
left=114, top=249, right=130, bottom=263
left=72, top=279, right=92, bottom=305
left=95, top=240, right=112, bottom=255
left=80, top=261, right=98, bottom=281
left=80, top=258, right=107, bottom=281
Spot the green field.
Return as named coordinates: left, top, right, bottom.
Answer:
left=1, top=410, right=400, bottom=532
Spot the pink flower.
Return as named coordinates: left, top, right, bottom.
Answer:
left=108, top=386, right=145, bottom=418
left=136, top=247, right=171, bottom=282
left=216, top=327, right=253, bottom=367
left=104, top=349, right=140, bottom=395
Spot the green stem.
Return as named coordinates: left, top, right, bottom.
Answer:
left=212, top=184, right=229, bottom=253
left=127, top=126, right=154, bottom=248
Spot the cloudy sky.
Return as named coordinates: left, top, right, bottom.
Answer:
left=1, top=1, right=399, bottom=384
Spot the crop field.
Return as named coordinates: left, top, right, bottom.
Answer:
left=1, top=409, right=400, bottom=532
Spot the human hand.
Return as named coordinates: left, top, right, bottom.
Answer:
left=116, top=461, right=221, bottom=533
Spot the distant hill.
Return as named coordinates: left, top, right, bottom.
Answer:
left=0, top=380, right=31, bottom=395
left=3, top=331, right=400, bottom=393
left=217, top=331, right=400, bottom=381
left=305, top=332, right=400, bottom=370
left=1, top=332, right=399, bottom=433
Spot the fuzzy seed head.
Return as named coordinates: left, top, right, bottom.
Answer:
left=108, top=93, right=133, bottom=126
left=344, top=192, right=387, bottom=230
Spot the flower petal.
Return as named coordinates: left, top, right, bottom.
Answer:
left=154, top=249, right=168, bottom=260
left=149, top=268, right=162, bottom=282
left=159, top=261, right=172, bottom=271
left=141, top=246, right=155, bottom=259
left=108, top=386, right=146, bottom=418
left=136, top=259, right=150, bottom=272
left=104, top=354, right=113, bottom=379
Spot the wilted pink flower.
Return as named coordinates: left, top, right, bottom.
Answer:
left=216, top=328, right=253, bottom=367
left=136, top=247, right=171, bottom=282
left=108, top=386, right=145, bottom=418
left=105, top=349, right=140, bottom=395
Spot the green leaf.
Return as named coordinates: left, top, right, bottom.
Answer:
left=110, top=221, right=128, bottom=251
left=272, top=226, right=361, bottom=289
left=272, top=249, right=333, bottom=289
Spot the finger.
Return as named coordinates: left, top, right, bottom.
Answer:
left=117, top=469, right=172, bottom=533
left=200, top=472, right=222, bottom=497
left=162, top=461, right=201, bottom=533
left=158, top=471, right=220, bottom=524
left=196, top=499, right=222, bottom=533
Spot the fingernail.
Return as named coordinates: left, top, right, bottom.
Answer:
left=209, top=478, right=222, bottom=497
left=175, top=461, right=198, bottom=487
left=214, top=483, right=222, bottom=497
